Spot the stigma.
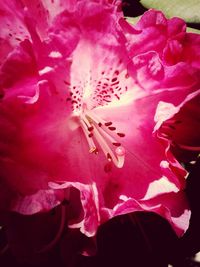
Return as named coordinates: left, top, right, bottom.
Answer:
left=79, top=108, right=125, bottom=168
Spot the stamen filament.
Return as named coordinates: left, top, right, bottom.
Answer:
left=86, top=110, right=125, bottom=140
left=92, top=125, right=124, bottom=168
left=80, top=118, right=97, bottom=153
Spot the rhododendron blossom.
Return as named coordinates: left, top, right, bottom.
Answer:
left=0, top=0, right=200, bottom=242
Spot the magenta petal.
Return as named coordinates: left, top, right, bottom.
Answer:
left=102, top=191, right=190, bottom=236
left=131, top=50, right=198, bottom=91
left=142, top=191, right=191, bottom=236
left=0, top=1, right=30, bottom=54
left=127, top=9, right=185, bottom=58
left=0, top=40, right=37, bottom=89
left=1, top=0, right=199, bottom=241
left=49, top=182, right=100, bottom=237
left=155, top=89, right=200, bottom=161
left=183, top=33, right=200, bottom=69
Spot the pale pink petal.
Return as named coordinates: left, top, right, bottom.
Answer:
left=142, top=176, right=179, bottom=200
left=11, top=189, right=64, bottom=214
left=69, top=39, right=135, bottom=111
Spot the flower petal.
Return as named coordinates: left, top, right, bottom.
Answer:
left=0, top=0, right=30, bottom=59
left=102, top=191, right=190, bottom=236
left=155, top=89, right=200, bottom=161
left=49, top=182, right=100, bottom=237
left=11, top=189, right=64, bottom=214
left=0, top=40, right=37, bottom=89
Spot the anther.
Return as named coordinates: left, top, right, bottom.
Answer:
left=108, top=126, right=116, bottom=131
left=105, top=122, right=112, bottom=126
left=117, top=133, right=125, bottom=137
left=89, top=147, right=98, bottom=154
left=112, top=142, right=121, bottom=147
left=88, top=126, right=94, bottom=132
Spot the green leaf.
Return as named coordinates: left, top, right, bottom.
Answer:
left=125, top=16, right=200, bottom=35
left=140, top=0, right=200, bottom=23
left=125, top=16, right=141, bottom=25
left=187, top=27, right=200, bottom=34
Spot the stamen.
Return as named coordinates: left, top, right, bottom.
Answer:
left=116, top=146, right=125, bottom=156
left=93, top=126, right=125, bottom=167
left=80, top=119, right=97, bottom=153
left=85, top=110, right=125, bottom=142
left=107, top=153, right=112, bottom=162
left=89, top=147, right=99, bottom=154
left=79, top=110, right=125, bottom=168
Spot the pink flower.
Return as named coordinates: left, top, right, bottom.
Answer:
left=0, top=0, right=199, bottom=240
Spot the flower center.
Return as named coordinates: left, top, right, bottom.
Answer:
left=79, top=109, right=125, bottom=168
